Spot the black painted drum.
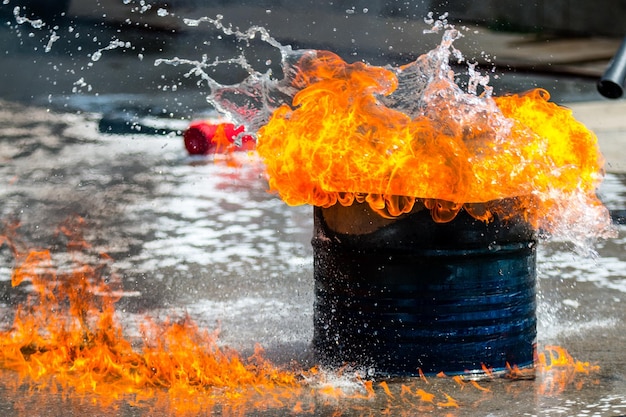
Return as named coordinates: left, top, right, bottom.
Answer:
left=312, top=202, right=537, bottom=376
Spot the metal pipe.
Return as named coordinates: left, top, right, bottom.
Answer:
left=598, top=37, right=626, bottom=99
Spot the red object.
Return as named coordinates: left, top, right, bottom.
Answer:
left=183, top=121, right=255, bottom=155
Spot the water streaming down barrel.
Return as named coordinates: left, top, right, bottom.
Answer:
left=312, top=202, right=537, bottom=376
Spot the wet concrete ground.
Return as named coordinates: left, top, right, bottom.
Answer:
left=0, top=99, right=624, bottom=416
left=1, top=3, right=626, bottom=416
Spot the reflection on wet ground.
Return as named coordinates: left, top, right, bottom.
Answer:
left=0, top=100, right=625, bottom=416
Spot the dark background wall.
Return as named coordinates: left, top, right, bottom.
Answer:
left=8, top=0, right=626, bottom=37
left=169, top=0, right=626, bottom=37
left=434, top=0, right=626, bottom=36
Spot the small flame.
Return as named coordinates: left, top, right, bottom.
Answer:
left=535, top=345, right=600, bottom=396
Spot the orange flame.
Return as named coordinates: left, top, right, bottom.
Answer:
left=0, top=219, right=603, bottom=414
left=535, top=345, right=600, bottom=396
left=256, top=51, right=609, bottom=232
left=0, top=219, right=300, bottom=414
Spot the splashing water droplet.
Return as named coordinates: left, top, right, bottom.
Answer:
left=44, top=31, right=60, bottom=53
left=90, top=39, right=131, bottom=62
left=13, top=6, right=44, bottom=29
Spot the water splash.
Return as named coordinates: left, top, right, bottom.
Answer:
left=12, top=6, right=44, bottom=29
left=8, top=4, right=136, bottom=102
left=44, top=30, right=60, bottom=53
left=91, top=39, right=133, bottom=62
left=154, top=15, right=614, bottom=252
left=9, top=7, right=613, bottom=252
left=156, top=14, right=505, bottom=143
left=155, top=14, right=312, bottom=134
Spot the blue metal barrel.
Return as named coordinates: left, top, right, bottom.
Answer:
left=312, top=202, right=537, bottom=376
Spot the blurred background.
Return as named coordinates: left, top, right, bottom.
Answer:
left=2, top=0, right=624, bottom=112
left=11, top=0, right=626, bottom=36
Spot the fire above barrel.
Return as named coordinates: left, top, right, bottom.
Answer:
left=255, top=49, right=612, bottom=241
left=201, top=22, right=614, bottom=375
left=250, top=32, right=613, bottom=375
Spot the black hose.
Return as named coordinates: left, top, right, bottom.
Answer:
left=598, top=37, right=626, bottom=99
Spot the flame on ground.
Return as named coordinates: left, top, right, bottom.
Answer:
left=255, top=49, right=612, bottom=238
left=0, top=219, right=601, bottom=415
left=0, top=219, right=300, bottom=415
